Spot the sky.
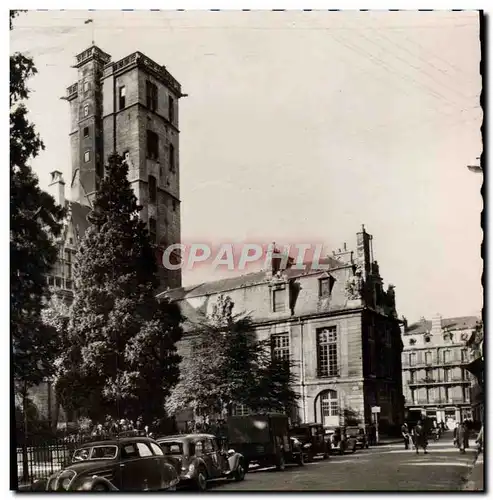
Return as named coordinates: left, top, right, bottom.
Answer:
left=9, top=10, right=483, bottom=323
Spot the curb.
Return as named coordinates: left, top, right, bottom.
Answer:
left=462, top=453, right=484, bottom=491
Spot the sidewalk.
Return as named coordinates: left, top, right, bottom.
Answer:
left=462, top=453, right=484, bottom=491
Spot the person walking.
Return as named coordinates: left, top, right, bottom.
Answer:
left=413, top=421, right=428, bottom=455
left=401, top=423, right=411, bottom=450
left=476, top=425, right=483, bottom=454
left=456, top=422, right=467, bottom=454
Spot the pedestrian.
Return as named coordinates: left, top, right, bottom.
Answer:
left=456, top=422, right=467, bottom=454
left=413, top=420, right=428, bottom=455
left=453, top=422, right=459, bottom=447
left=476, top=425, right=483, bottom=454
left=401, top=423, right=411, bottom=450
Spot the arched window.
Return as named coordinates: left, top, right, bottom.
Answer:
left=318, top=390, right=339, bottom=427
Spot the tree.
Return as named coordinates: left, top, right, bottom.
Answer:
left=56, top=153, right=183, bottom=424
left=11, top=11, right=65, bottom=486
left=10, top=10, right=65, bottom=391
left=166, top=295, right=299, bottom=421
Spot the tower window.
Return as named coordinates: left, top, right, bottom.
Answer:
left=168, top=95, right=174, bottom=123
left=172, top=199, right=177, bottom=212
left=83, top=105, right=89, bottom=117
left=146, top=81, right=158, bottom=111
left=148, top=175, right=157, bottom=203
left=123, top=151, right=130, bottom=164
left=146, top=130, right=159, bottom=160
left=169, top=143, right=175, bottom=172
left=83, top=81, right=90, bottom=93
left=83, top=127, right=89, bottom=138
left=149, top=217, right=157, bottom=243
left=84, top=151, right=90, bottom=163
left=119, top=86, right=126, bottom=110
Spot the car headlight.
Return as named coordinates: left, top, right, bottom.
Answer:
left=303, top=443, right=312, bottom=448
left=188, top=463, right=195, bottom=474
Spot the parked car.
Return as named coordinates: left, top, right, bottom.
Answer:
left=32, top=436, right=179, bottom=492
left=227, top=413, right=304, bottom=470
left=325, top=427, right=357, bottom=454
left=346, top=426, right=369, bottom=449
left=290, top=423, right=330, bottom=461
left=156, top=433, right=246, bottom=491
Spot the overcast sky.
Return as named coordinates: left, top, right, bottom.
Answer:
left=10, top=10, right=483, bottom=322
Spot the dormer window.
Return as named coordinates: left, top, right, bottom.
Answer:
left=319, top=275, right=335, bottom=298
left=424, top=335, right=431, bottom=343
left=409, top=338, right=416, bottom=346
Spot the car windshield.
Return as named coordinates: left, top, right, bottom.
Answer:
left=291, top=427, right=310, bottom=437
left=346, top=428, right=359, bottom=436
left=159, top=442, right=184, bottom=455
left=73, top=445, right=118, bottom=461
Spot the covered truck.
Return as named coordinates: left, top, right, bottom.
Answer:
left=227, top=413, right=304, bottom=471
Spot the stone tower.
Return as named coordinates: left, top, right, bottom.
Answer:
left=65, top=45, right=183, bottom=290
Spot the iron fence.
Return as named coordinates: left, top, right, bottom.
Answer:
left=16, top=436, right=85, bottom=487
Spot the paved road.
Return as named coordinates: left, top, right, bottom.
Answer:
left=210, top=433, right=477, bottom=491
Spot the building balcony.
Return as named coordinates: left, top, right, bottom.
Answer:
left=402, top=360, right=465, bottom=369
left=408, top=378, right=471, bottom=387
left=409, top=398, right=470, bottom=406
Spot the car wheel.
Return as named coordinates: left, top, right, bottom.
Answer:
left=92, top=483, right=108, bottom=492
left=276, top=454, right=286, bottom=471
left=234, top=462, right=246, bottom=482
left=196, top=469, right=208, bottom=491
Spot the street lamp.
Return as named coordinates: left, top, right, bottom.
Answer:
left=467, top=157, right=483, bottom=173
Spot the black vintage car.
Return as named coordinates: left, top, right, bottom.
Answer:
left=32, top=436, right=179, bottom=492
left=156, top=433, right=246, bottom=491
left=290, top=423, right=330, bottom=462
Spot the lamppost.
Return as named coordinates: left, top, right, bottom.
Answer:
left=467, top=156, right=483, bottom=173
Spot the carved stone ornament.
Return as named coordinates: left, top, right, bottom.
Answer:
left=345, top=273, right=363, bottom=300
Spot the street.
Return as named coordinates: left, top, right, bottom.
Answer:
left=210, top=434, right=477, bottom=491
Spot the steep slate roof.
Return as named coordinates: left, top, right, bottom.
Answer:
left=406, top=316, right=479, bottom=335
left=159, top=255, right=345, bottom=301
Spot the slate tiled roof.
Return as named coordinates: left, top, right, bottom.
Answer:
left=158, top=255, right=346, bottom=301
left=406, top=316, right=479, bottom=335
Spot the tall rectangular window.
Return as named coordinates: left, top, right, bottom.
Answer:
left=317, top=327, right=338, bottom=378
left=169, top=143, right=175, bottom=172
left=148, top=175, right=157, bottom=203
left=146, top=81, right=158, bottom=111
left=147, top=130, right=159, bottom=160
left=443, top=350, right=450, bottom=363
left=272, top=289, right=285, bottom=312
left=271, top=333, right=290, bottom=363
left=83, top=127, right=89, bottom=138
left=443, top=368, right=449, bottom=382
left=168, top=95, right=174, bottom=123
left=119, top=86, right=126, bottom=110
left=149, top=217, right=157, bottom=243
left=461, top=349, right=468, bottom=363
left=409, top=352, right=416, bottom=366
left=425, top=351, right=432, bottom=365
left=84, top=151, right=90, bottom=163
left=83, top=105, right=89, bottom=117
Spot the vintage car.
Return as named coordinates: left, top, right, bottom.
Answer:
left=156, top=433, right=246, bottom=491
left=32, top=436, right=179, bottom=492
left=227, top=414, right=304, bottom=471
left=346, top=426, right=369, bottom=449
left=324, top=427, right=357, bottom=454
left=290, top=423, right=330, bottom=462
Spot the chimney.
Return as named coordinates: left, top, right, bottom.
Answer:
left=333, top=242, right=354, bottom=265
left=356, top=224, right=372, bottom=278
left=48, top=171, right=65, bottom=207
left=431, top=313, right=442, bottom=336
